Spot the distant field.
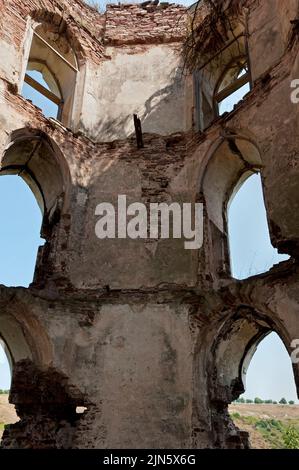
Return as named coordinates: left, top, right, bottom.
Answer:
left=0, top=394, right=18, bottom=440
left=229, top=403, right=299, bottom=449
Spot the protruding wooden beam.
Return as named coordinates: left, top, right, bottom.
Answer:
left=133, top=114, right=144, bottom=149
left=24, top=74, right=62, bottom=106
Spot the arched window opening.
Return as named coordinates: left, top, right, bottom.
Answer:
left=0, top=338, right=12, bottom=390
left=210, top=312, right=299, bottom=449
left=214, top=58, right=250, bottom=116
left=241, top=333, right=298, bottom=403
left=228, top=173, right=289, bottom=280
left=192, top=8, right=252, bottom=131
left=22, top=22, right=78, bottom=125
left=22, top=62, right=62, bottom=119
left=0, top=175, right=44, bottom=287
left=231, top=332, right=299, bottom=449
left=0, top=339, right=18, bottom=444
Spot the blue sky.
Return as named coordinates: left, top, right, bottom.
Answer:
left=0, top=2, right=298, bottom=402
left=0, top=177, right=44, bottom=287
left=22, top=71, right=59, bottom=119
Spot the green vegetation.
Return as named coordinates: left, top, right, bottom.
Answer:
left=231, top=414, right=299, bottom=449
left=234, top=397, right=297, bottom=405
left=0, top=390, right=9, bottom=394
left=0, top=423, right=5, bottom=431
left=254, top=397, right=263, bottom=404
left=283, top=426, right=299, bottom=449
left=279, top=398, right=287, bottom=405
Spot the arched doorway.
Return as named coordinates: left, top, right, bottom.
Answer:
left=0, top=339, right=18, bottom=443
left=0, top=128, right=72, bottom=287
left=208, top=308, right=299, bottom=449
left=0, top=128, right=70, bottom=447
left=201, top=133, right=263, bottom=278
left=0, top=338, right=11, bottom=390
left=230, top=332, right=299, bottom=448
left=0, top=173, right=45, bottom=442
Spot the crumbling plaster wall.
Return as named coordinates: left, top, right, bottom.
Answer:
left=0, top=1, right=188, bottom=140
left=0, top=0, right=298, bottom=450
left=0, top=286, right=196, bottom=449
left=2, top=48, right=298, bottom=292
left=80, top=43, right=187, bottom=140
left=248, top=0, right=299, bottom=80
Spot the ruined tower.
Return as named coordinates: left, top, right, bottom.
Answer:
left=0, top=0, right=298, bottom=448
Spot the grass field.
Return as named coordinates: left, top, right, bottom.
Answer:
left=230, top=403, right=299, bottom=449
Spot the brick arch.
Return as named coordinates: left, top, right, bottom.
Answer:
left=195, top=303, right=298, bottom=448
left=200, top=131, right=262, bottom=233
left=0, top=287, right=53, bottom=367
left=208, top=309, right=290, bottom=404
left=29, top=9, right=86, bottom=67
left=197, top=131, right=263, bottom=278
left=1, top=128, right=72, bottom=232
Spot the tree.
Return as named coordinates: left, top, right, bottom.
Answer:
left=279, top=398, right=287, bottom=405
left=246, top=399, right=253, bottom=404
left=265, top=399, right=273, bottom=404
left=254, top=397, right=263, bottom=404
left=289, top=400, right=295, bottom=405
left=235, top=397, right=245, bottom=403
left=283, top=426, right=299, bottom=449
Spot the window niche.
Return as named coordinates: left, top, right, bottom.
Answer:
left=22, top=21, right=78, bottom=126
left=214, top=57, right=250, bottom=116
left=193, top=18, right=251, bottom=131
